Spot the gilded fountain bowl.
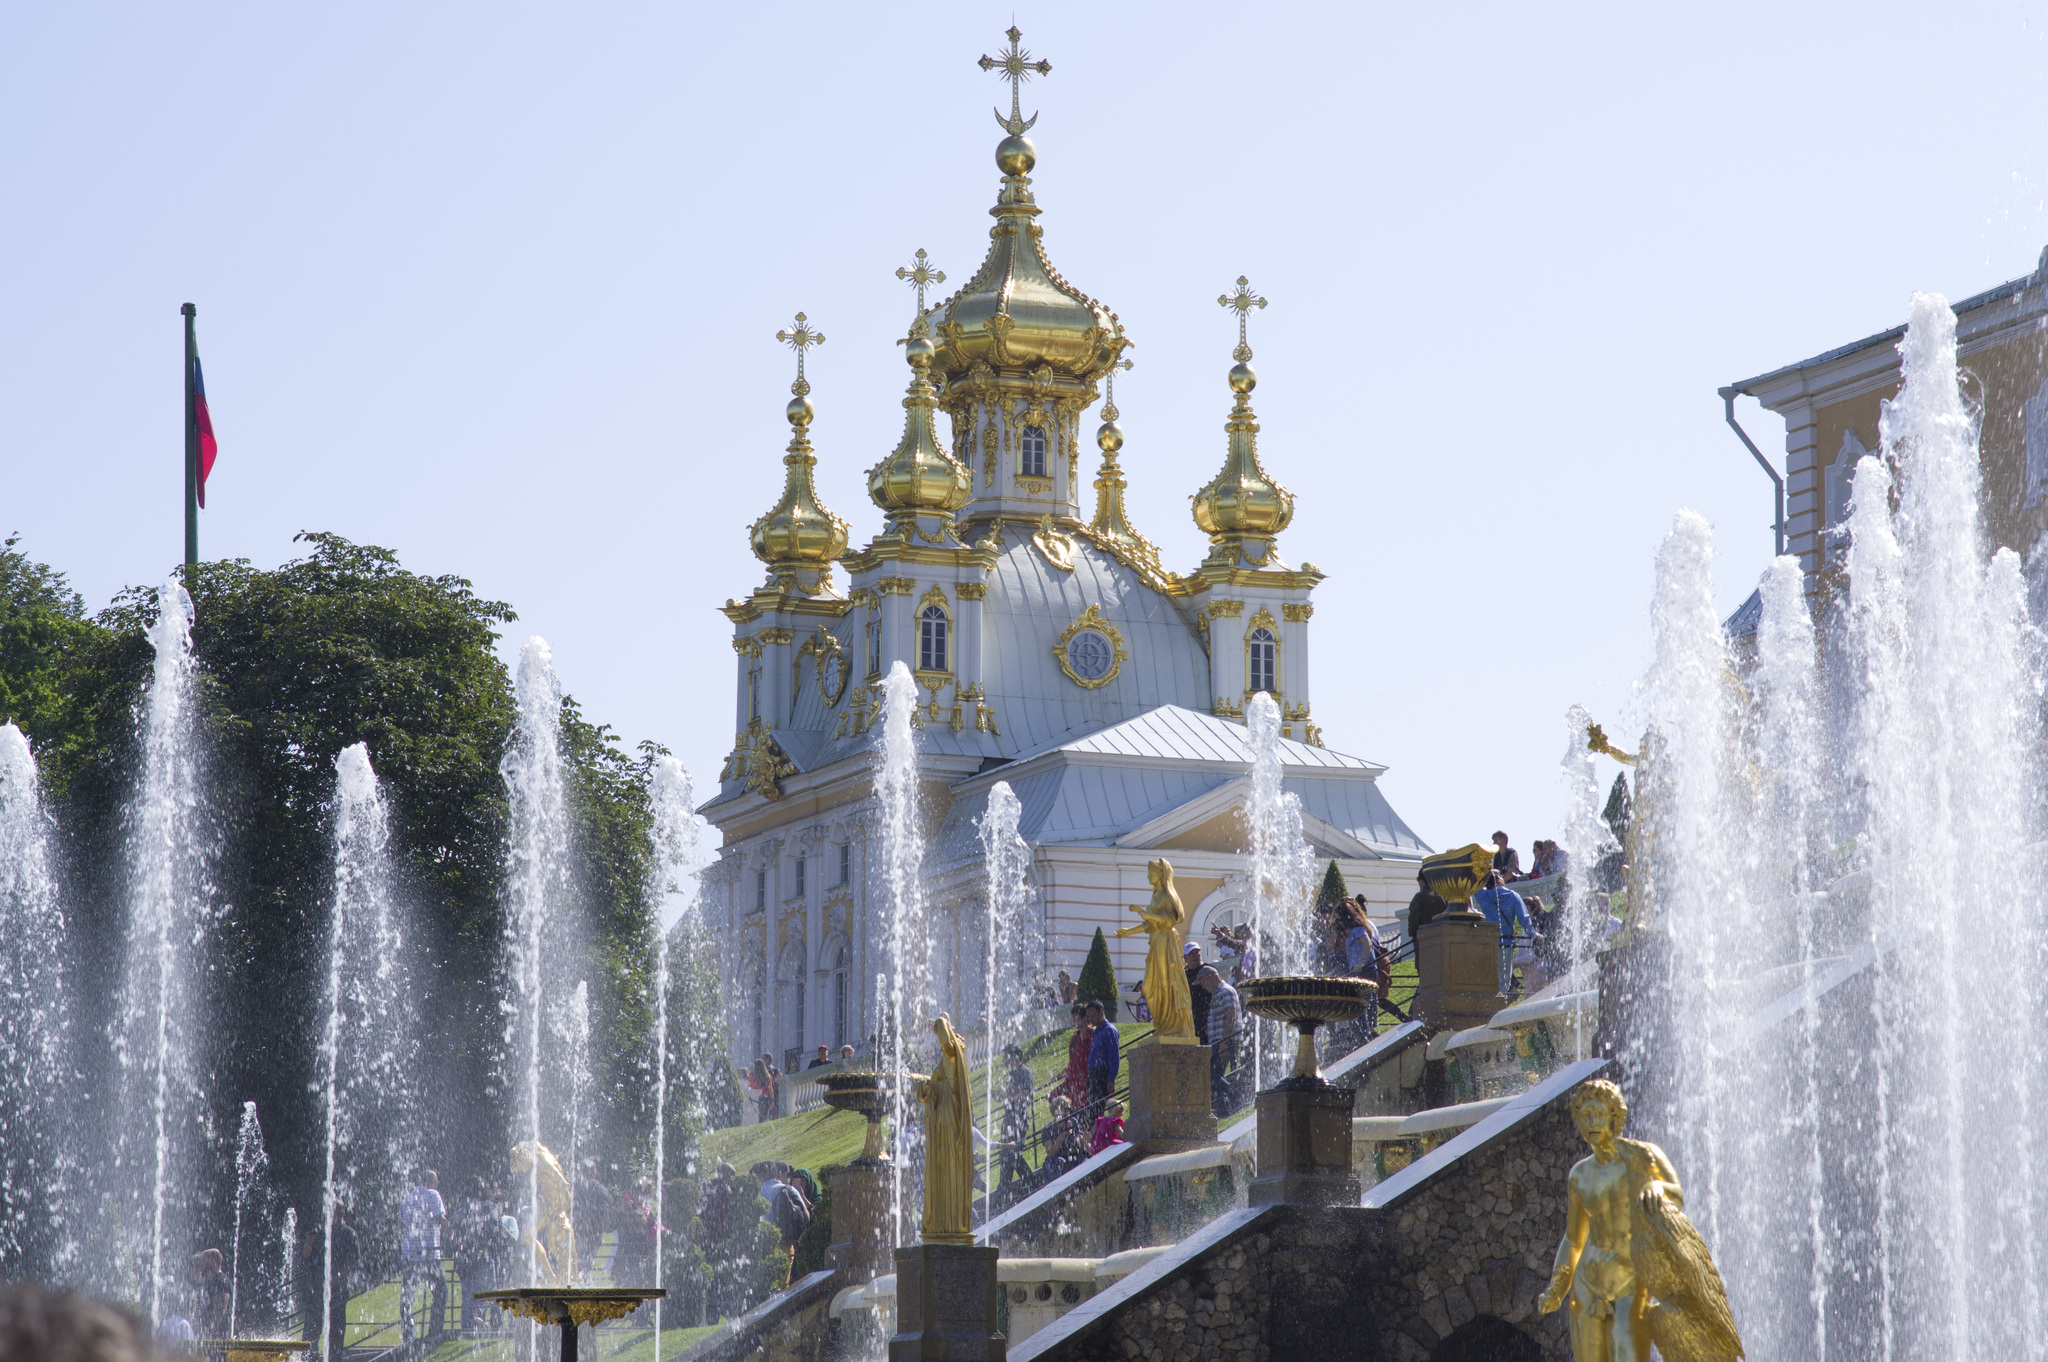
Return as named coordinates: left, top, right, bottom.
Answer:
left=816, top=1070, right=925, bottom=1119
left=1238, top=975, right=1374, bottom=1027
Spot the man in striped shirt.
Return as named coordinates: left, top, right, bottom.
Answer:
left=1196, top=967, right=1242, bottom=1118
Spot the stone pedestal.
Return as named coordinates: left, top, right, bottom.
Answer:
left=1122, top=1039, right=1218, bottom=1153
left=889, top=1243, right=1005, bottom=1362
left=1412, top=912, right=1506, bottom=1033
left=827, top=1162, right=893, bottom=1284
left=1247, top=1085, right=1360, bottom=1207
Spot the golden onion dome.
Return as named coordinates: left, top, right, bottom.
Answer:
left=927, top=133, right=1123, bottom=382
left=749, top=312, right=849, bottom=587
left=750, top=389, right=851, bottom=570
left=868, top=337, right=972, bottom=518
left=1191, top=359, right=1294, bottom=541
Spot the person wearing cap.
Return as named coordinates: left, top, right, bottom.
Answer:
left=806, top=1044, right=831, bottom=1070
left=1182, top=941, right=1212, bottom=1043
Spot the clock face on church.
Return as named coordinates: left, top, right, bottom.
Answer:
left=1053, top=605, right=1128, bottom=689
left=1067, top=630, right=1113, bottom=680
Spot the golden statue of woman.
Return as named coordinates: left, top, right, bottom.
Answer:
left=1115, top=858, right=1199, bottom=1044
left=914, top=1013, right=975, bottom=1245
left=1539, top=1079, right=1744, bottom=1362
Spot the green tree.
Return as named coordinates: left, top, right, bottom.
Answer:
left=1077, top=926, right=1118, bottom=1022
left=1316, top=859, right=1348, bottom=913
left=8, top=533, right=683, bottom=1252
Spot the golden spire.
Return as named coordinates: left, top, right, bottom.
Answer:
left=1086, top=355, right=1165, bottom=578
left=896, top=249, right=947, bottom=338
left=1191, top=277, right=1294, bottom=563
left=980, top=25, right=1051, bottom=135
left=868, top=316, right=971, bottom=528
left=749, top=312, right=849, bottom=594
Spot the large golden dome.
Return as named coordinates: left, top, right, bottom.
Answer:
left=929, top=133, right=1124, bottom=382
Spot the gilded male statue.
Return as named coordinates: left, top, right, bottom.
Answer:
left=509, top=1139, right=575, bottom=1284
left=1115, top=858, right=1198, bottom=1043
left=1538, top=1079, right=1743, bottom=1362
left=915, top=1014, right=975, bottom=1245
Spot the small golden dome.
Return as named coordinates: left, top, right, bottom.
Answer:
left=751, top=396, right=850, bottom=571
left=996, top=134, right=1036, bottom=176
left=1192, top=361, right=1293, bottom=543
left=868, top=341, right=971, bottom=519
left=1097, top=418, right=1124, bottom=455
left=750, top=314, right=849, bottom=591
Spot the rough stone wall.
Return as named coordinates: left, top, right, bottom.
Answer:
left=1368, top=1102, right=1577, bottom=1361
left=1053, top=1227, right=1274, bottom=1362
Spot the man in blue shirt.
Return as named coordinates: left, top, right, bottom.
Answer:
left=1084, top=1000, right=1120, bottom=1108
left=1472, top=870, right=1533, bottom=998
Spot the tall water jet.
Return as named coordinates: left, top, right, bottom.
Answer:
left=229, top=1102, right=267, bottom=1339
left=1554, top=703, right=1613, bottom=1061
left=501, top=637, right=576, bottom=1283
left=646, top=756, right=703, bottom=1338
left=1635, top=294, right=2048, bottom=1361
left=0, top=722, right=70, bottom=1278
left=551, top=978, right=591, bottom=1278
left=875, top=662, right=927, bottom=1243
left=976, top=781, right=1035, bottom=1202
left=115, top=578, right=212, bottom=1326
left=1242, top=692, right=1313, bottom=1082
left=319, top=743, right=413, bottom=1358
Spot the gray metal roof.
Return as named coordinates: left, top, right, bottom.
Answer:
left=1006, top=703, right=1387, bottom=774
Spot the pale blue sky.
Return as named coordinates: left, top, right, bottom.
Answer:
left=6, top=2, right=2047, bottom=856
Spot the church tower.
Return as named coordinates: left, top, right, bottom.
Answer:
left=1184, top=278, right=1324, bottom=742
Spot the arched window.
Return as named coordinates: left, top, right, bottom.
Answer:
left=1248, top=627, right=1277, bottom=695
left=867, top=610, right=882, bottom=677
left=1020, top=425, right=1048, bottom=477
left=778, top=945, right=805, bottom=1069
left=919, top=604, right=949, bottom=673
left=832, top=942, right=851, bottom=1046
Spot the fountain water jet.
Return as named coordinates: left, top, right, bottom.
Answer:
left=1630, top=294, right=2048, bottom=1360
left=229, top=1102, right=267, bottom=1339
left=319, top=742, right=414, bottom=1359
left=0, top=722, right=70, bottom=1278
left=501, top=638, right=576, bottom=1285
left=1242, top=692, right=1314, bottom=1084
left=975, top=781, right=1035, bottom=1206
left=646, top=756, right=702, bottom=1341
left=875, top=663, right=927, bottom=1244
left=115, top=578, right=212, bottom=1327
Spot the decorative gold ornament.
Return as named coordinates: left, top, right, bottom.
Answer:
left=750, top=313, right=850, bottom=594
left=1418, top=843, right=1497, bottom=907
left=1114, top=859, right=1200, bottom=1044
left=724, top=718, right=798, bottom=800
left=508, top=1140, right=575, bottom=1284
left=1540, top=1079, right=1745, bottom=1362
left=896, top=248, right=947, bottom=338
left=1282, top=602, right=1314, bottom=622
left=1192, top=277, right=1294, bottom=565
left=1052, top=603, right=1128, bottom=689
left=979, top=25, right=1051, bottom=136
left=799, top=626, right=852, bottom=706
left=1031, top=514, right=1075, bottom=572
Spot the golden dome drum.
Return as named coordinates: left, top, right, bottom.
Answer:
left=868, top=341, right=972, bottom=517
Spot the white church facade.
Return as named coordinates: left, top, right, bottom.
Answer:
left=697, top=31, right=1429, bottom=1075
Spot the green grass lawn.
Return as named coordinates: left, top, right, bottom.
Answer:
left=706, top=1021, right=1156, bottom=1180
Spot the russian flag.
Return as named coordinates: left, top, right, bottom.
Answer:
left=191, top=350, right=218, bottom=507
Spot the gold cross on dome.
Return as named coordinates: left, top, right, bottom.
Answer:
left=1101, top=356, right=1133, bottom=422
left=895, top=249, right=946, bottom=335
left=980, top=26, right=1051, bottom=135
left=776, top=312, right=825, bottom=396
left=1218, top=276, right=1267, bottom=363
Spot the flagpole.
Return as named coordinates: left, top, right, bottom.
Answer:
left=182, top=302, right=198, bottom=582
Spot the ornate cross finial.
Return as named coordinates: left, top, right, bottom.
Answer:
left=1218, top=276, right=1268, bottom=363
left=776, top=312, right=825, bottom=396
left=1101, top=356, right=1133, bottom=422
left=895, top=249, right=946, bottom=336
left=980, top=26, right=1051, bottom=135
